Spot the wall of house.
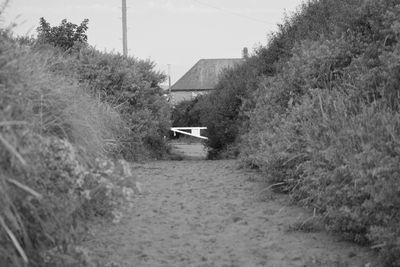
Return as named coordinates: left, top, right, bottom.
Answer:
left=171, top=91, right=210, bottom=105
left=171, top=91, right=192, bottom=105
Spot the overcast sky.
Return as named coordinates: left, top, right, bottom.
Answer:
left=3, top=0, right=304, bottom=84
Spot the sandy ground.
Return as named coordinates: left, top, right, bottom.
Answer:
left=168, top=142, right=208, bottom=160
left=84, top=143, right=378, bottom=267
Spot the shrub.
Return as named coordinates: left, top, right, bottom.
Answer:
left=295, top=90, right=400, bottom=264
left=0, top=130, right=138, bottom=266
left=67, top=47, right=171, bottom=159
left=190, top=0, right=364, bottom=158
left=238, top=0, right=400, bottom=264
left=171, top=97, right=202, bottom=128
left=33, top=18, right=172, bottom=160
left=36, top=17, right=89, bottom=51
left=191, top=59, right=261, bottom=156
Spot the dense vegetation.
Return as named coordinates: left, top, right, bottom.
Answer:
left=182, top=0, right=400, bottom=265
left=35, top=17, right=171, bottom=160
left=0, top=15, right=170, bottom=266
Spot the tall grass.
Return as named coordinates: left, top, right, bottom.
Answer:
left=0, top=29, right=134, bottom=265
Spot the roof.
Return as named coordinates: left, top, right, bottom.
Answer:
left=171, top=58, right=244, bottom=92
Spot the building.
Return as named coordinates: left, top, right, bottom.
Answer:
left=170, top=58, right=244, bottom=104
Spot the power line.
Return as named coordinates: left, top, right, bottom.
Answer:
left=190, top=0, right=273, bottom=25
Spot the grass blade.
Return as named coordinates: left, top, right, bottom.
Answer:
left=0, top=133, right=27, bottom=166
left=0, top=121, right=28, bottom=127
left=6, top=178, right=42, bottom=200
left=0, top=216, right=28, bottom=264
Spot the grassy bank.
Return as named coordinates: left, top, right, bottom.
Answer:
left=0, top=13, right=170, bottom=265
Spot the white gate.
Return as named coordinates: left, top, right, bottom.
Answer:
left=170, top=127, right=208, bottom=140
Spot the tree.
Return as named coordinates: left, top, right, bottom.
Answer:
left=37, top=17, right=89, bottom=51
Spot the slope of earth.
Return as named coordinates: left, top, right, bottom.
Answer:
left=83, top=145, right=378, bottom=267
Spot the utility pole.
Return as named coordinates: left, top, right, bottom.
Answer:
left=122, top=0, right=128, bottom=57
left=167, top=64, right=172, bottom=103
left=167, top=64, right=171, bottom=93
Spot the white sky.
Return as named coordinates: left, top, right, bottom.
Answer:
left=2, top=0, right=304, bottom=84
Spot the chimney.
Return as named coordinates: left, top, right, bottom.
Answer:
left=242, top=47, right=249, bottom=58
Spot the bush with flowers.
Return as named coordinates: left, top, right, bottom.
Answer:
left=1, top=128, right=139, bottom=266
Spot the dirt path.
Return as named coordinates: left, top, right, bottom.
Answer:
left=84, top=144, right=377, bottom=267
